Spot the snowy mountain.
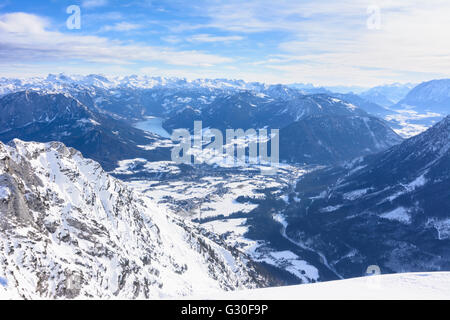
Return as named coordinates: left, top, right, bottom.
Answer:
left=0, top=74, right=400, bottom=120
left=361, top=83, right=415, bottom=108
left=214, top=272, right=450, bottom=300
left=164, top=91, right=402, bottom=164
left=383, top=80, right=450, bottom=138
left=395, top=79, right=450, bottom=114
left=0, top=91, right=171, bottom=171
left=279, top=109, right=401, bottom=164
left=0, top=139, right=273, bottom=299
left=0, top=73, right=273, bottom=96
left=331, top=93, right=392, bottom=117
left=0, top=75, right=312, bottom=126
left=275, top=116, right=450, bottom=278
left=0, top=73, right=448, bottom=299
left=0, top=74, right=265, bottom=120
left=0, top=75, right=403, bottom=168
left=288, top=83, right=368, bottom=95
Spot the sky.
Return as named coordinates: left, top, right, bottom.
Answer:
left=0, top=0, right=450, bottom=86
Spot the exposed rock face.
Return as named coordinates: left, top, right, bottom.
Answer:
left=0, top=140, right=271, bottom=299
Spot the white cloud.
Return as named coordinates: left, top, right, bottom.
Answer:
left=2, top=1, right=450, bottom=85
left=0, top=12, right=232, bottom=68
left=83, top=11, right=124, bottom=22
left=82, top=0, right=108, bottom=8
left=161, top=35, right=182, bottom=44
left=174, top=0, right=450, bottom=85
left=187, top=34, right=244, bottom=43
left=270, top=1, right=450, bottom=85
left=100, top=22, right=142, bottom=32
left=0, top=12, right=49, bottom=34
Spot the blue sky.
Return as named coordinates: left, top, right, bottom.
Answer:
left=0, top=0, right=449, bottom=86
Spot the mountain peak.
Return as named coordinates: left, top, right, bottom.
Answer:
left=0, top=139, right=271, bottom=298
left=0, top=90, right=92, bottom=132
left=406, top=114, right=450, bottom=150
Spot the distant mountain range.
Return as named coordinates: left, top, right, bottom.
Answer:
left=164, top=91, right=402, bottom=164
left=289, top=82, right=416, bottom=109
left=0, top=74, right=409, bottom=115
left=288, top=83, right=367, bottom=95
left=0, top=74, right=404, bottom=169
left=3, top=75, right=449, bottom=168
left=0, top=74, right=449, bottom=298
left=394, top=79, right=450, bottom=114
left=0, top=91, right=170, bottom=171
left=360, top=83, right=416, bottom=108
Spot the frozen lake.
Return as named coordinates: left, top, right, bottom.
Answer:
left=134, top=117, right=171, bottom=138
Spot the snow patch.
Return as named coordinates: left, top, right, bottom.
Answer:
left=380, top=207, right=411, bottom=224
left=320, top=205, right=343, bottom=213
left=0, top=186, right=11, bottom=200
left=402, top=174, right=427, bottom=192
left=343, top=189, right=369, bottom=200
left=427, top=219, right=450, bottom=240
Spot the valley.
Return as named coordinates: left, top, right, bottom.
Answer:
left=0, top=74, right=449, bottom=298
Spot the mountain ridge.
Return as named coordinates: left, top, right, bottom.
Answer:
left=395, top=79, right=450, bottom=114
left=276, top=115, right=450, bottom=278
left=0, top=139, right=274, bottom=299
left=0, top=90, right=171, bottom=171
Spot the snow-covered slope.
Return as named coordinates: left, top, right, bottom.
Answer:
left=0, top=140, right=270, bottom=299
left=0, top=74, right=268, bottom=95
left=163, top=92, right=403, bottom=165
left=212, top=272, right=450, bottom=300
left=360, top=83, right=415, bottom=108
left=0, top=75, right=403, bottom=168
left=273, top=116, right=450, bottom=279
left=396, top=79, right=450, bottom=114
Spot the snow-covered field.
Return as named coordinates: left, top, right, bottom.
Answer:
left=385, top=109, right=443, bottom=138
left=205, top=272, right=450, bottom=300
left=119, top=162, right=306, bottom=224
left=114, top=159, right=321, bottom=283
